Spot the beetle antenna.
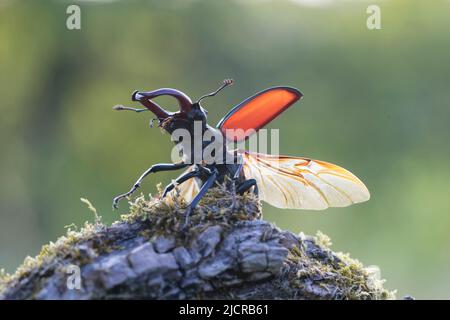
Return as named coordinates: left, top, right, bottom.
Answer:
left=113, top=105, right=149, bottom=113
left=196, top=78, right=234, bottom=104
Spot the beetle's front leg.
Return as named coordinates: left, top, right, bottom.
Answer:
left=112, top=162, right=188, bottom=209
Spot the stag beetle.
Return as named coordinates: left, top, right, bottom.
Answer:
left=112, top=79, right=370, bottom=228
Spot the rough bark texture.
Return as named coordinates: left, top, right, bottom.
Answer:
left=0, top=191, right=394, bottom=300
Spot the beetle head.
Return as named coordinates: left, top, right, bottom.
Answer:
left=131, top=79, right=232, bottom=135
left=131, top=88, right=207, bottom=135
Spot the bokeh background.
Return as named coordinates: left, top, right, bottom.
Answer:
left=1, top=0, right=449, bottom=299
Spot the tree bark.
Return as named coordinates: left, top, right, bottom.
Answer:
left=0, top=193, right=394, bottom=300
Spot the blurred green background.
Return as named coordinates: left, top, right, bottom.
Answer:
left=1, top=0, right=449, bottom=299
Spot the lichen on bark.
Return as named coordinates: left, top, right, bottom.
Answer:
left=0, top=185, right=395, bottom=300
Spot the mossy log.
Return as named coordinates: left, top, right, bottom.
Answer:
left=0, top=186, right=395, bottom=300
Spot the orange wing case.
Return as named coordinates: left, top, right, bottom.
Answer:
left=217, top=87, right=303, bottom=142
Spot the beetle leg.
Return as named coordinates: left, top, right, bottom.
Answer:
left=112, top=162, right=188, bottom=209
left=182, top=170, right=217, bottom=229
left=233, top=157, right=244, bottom=180
left=162, top=168, right=201, bottom=198
left=236, top=178, right=258, bottom=196
left=230, top=160, right=244, bottom=209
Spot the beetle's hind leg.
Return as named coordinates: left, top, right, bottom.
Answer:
left=161, top=168, right=201, bottom=198
left=229, top=160, right=244, bottom=210
left=182, top=170, right=217, bottom=229
left=236, top=178, right=258, bottom=196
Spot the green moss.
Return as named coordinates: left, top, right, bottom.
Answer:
left=0, top=269, right=11, bottom=293
left=7, top=222, right=99, bottom=284
left=80, top=198, right=102, bottom=225
left=287, top=231, right=396, bottom=300
left=315, top=230, right=333, bottom=248
left=119, top=182, right=261, bottom=241
left=334, top=251, right=396, bottom=300
left=0, top=199, right=105, bottom=294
